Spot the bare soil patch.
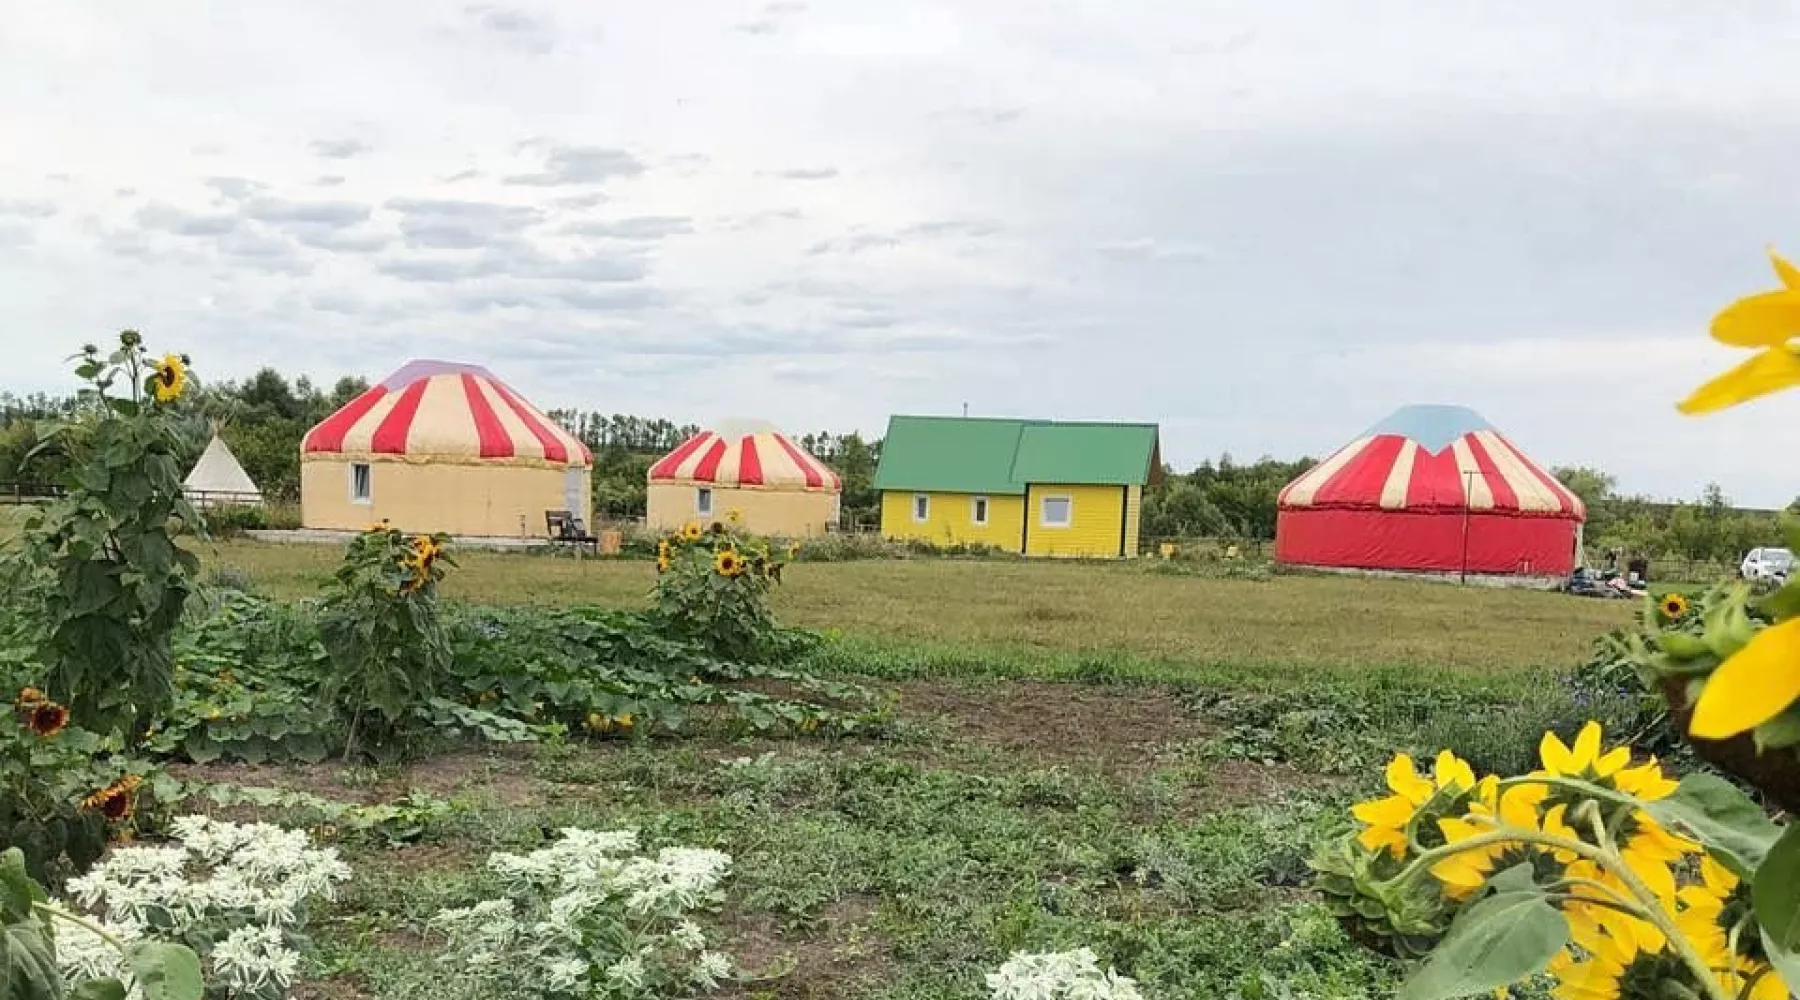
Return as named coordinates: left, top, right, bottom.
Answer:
left=718, top=894, right=893, bottom=1000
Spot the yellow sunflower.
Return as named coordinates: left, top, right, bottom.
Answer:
left=1689, top=614, right=1800, bottom=740
left=1432, top=783, right=1581, bottom=901
left=1350, top=750, right=1480, bottom=858
left=151, top=353, right=188, bottom=402
left=726, top=508, right=742, bottom=523
left=681, top=521, right=704, bottom=541
left=1657, top=593, right=1690, bottom=619
left=1672, top=855, right=1790, bottom=1000
left=25, top=701, right=69, bottom=738
left=1679, top=247, right=1800, bottom=414
left=657, top=540, right=672, bottom=560
left=1534, top=722, right=1694, bottom=900
left=656, top=555, right=672, bottom=574
left=15, top=687, right=43, bottom=707
left=715, top=550, right=744, bottom=577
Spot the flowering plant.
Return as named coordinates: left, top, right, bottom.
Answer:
left=1315, top=722, right=1795, bottom=1000
left=433, top=828, right=735, bottom=999
left=652, top=520, right=790, bottom=662
left=53, top=815, right=350, bottom=999
left=985, top=948, right=1146, bottom=1000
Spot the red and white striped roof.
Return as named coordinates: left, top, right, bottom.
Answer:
left=1278, top=405, right=1582, bottom=517
left=302, top=360, right=592, bottom=467
left=649, top=423, right=840, bottom=491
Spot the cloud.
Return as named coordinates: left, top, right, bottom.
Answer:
left=805, top=231, right=900, bottom=256
left=508, top=248, right=647, bottom=282
left=564, top=215, right=694, bottom=240
left=901, top=219, right=1003, bottom=239
left=0, top=200, right=56, bottom=219
left=377, top=256, right=510, bottom=283
left=1092, top=238, right=1212, bottom=262
left=311, top=137, right=372, bottom=159
left=135, top=202, right=238, bottom=237
left=216, top=229, right=311, bottom=274
left=377, top=243, right=645, bottom=283
left=720, top=208, right=803, bottom=231
left=0, top=225, right=33, bottom=249
left=776, top=167, right=838, bottom=180
left=551, top=192, right=607, bottom=209
left=441, top=169, right=480, bottom=183
left=315, top=175, right=346, bottom=187
left=504, top=144, right=644, bottom=186
left=734, top=1, right=806, bottom=35
left=206, top=177, right=266, bottom=200
left=242, top=197, right=371, bottom=226
left=385, top=197, right=542, bottom=249
left=464, top=5, right=557, bottom=55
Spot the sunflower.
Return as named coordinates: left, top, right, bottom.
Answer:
left=715, top=550, right=744, bottom=577
left=412, top=535, right=440, bottom=567
left=364, top=519, right=391, bottom=533
left=657, top=555, right=672, bottom=574
left=26, top=701, right=69, bottom=738
left=681, top=522, right=704, bottom=541
left=1533, top=722, right=1694, bottom=901
left=1547, top=926, right=1704, bottom=1000
left=1657, top=593, right=1690, bottom=619
left=1689, top=614, right=1800, bottom=740
left=1432, top=783, right=1582, bottom=901
left=726, top=508, right=742, bottom=524
left=82, top=778, right=140, bottom=822
left=787, top=542, right=801, bottom=560
left=151, top=353, right=188, bottom=402
left=709, top=521, right=726, bottom=536
left=15, top=687, right=43, bottom=707
left=1672, top=855, right=1787, bottom=998
left=1350, top=750, right=1481, bottom=858
left=1679, top=248, right=1800, bottom=414
left=657, top=540, right=672, bottom=560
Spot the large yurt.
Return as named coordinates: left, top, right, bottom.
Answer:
left=645, top=420, right=841, bottom=536
left=300, top=360, right=592, bottom=537
left=183, top=433, right=263, bottom=507
left=1275, top=404, right=1584, bottom=579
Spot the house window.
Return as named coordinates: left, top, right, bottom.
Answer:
left=350, top=463, right=372, bottom=504
left=972, top=496, right=989, bottom=525
left=912, top=494, right=930, bottom=522
left=696, top=487, right=713, bottom=516
left=1040, top=494, right=1072, bottom=528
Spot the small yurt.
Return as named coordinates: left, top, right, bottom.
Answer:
left=300, top=360, right=592, bottom=538
left=183, top=433, right=263, bottom=507
left=646, top=420, right=841, bottom=536
left=1275, top=404, right=1584, bottom=579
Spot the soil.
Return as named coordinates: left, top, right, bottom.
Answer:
left=716, top=895, right=893, bottom=1000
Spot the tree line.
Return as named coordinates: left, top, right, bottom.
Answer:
left=2, top=369, right=1791, bottom=565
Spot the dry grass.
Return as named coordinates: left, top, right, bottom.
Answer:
left=205, top=540, right=1632, bottom=677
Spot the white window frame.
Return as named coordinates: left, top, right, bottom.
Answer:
left=696, top=487, right=714, bottom=516
left=912, top=494, right=930, bottom=523
left=349, top=462, right=372, bottom=505
left=971, top=495, right=989, bottom=526
left=1039, top=493, right=1073, bottom=528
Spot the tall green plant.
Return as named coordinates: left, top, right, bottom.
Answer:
left=315, top=526, right=455, bottom=759
left=16, top=333, right=202, bottom=741
left=652, top=518, right=791, bottom=662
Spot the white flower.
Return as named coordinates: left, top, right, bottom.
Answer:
left=210, top=924, right=301, bottom=993
left=672, top=919, right=707, bottom=950
left=986, top=949, right=1144, bottom=1000
left=692, top=950, right=733, bottom=990
left=606, top=955, right=648, bottom=990
left=51, top=905, right=138, bottom=986
left=544, top=957, right=589, bottom=991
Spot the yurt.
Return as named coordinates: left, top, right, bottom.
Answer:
left=645, top=420, right=841, bottom=536
left=183, top=433, right=263, bottom=507
left=1275, top=404, right=1584, bottom=579
left=300, top=360, right=592, bottom=538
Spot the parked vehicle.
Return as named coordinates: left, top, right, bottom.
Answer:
left=1740, top=547, right=1794, bottom=584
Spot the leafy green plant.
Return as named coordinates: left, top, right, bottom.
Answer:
left=652, top=520, right=789, bottom=661
left=315, top=527, right=455, bottom=759
left=14, top=333, right=203, bottom=741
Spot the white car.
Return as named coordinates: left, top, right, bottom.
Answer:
left=1741, top=547, right=1794, bottom=583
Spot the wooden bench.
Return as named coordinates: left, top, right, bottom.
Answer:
left=544, top=510, right=599, bottom=556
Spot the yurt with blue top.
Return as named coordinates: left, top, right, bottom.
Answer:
left=1274, top=405, right=1585, bottom=578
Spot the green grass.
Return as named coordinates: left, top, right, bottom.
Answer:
left=206, top=540, right=1631, bottom=688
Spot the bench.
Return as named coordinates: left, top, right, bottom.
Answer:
left=544, top=510, right=599, bottom=556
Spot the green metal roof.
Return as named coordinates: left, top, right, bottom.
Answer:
left=872, top=415, right=1160, bottom=494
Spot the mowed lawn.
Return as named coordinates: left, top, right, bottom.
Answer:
left=208, top=540, right=1634, bottom=682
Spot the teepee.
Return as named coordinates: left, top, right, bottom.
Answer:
left=183, top=434, right=263, bottom=506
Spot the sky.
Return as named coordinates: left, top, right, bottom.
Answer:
left=5, top=1, right=1800, bottom=505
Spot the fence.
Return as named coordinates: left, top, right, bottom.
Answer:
left=0, top=483, right=269, bottom=509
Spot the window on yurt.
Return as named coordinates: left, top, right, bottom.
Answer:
left=972, top=496, right=989, bottom=525
left=350, top=463, right=371, bottom=504
left=1041, top=495, right=1072, bottom=527
left=696, top=488, right=713, bottom=516
left=912, top=494, right=930, bottom=522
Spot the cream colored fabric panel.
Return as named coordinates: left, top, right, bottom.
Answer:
left=473, top=377, right=544, bottom=461
left=407, top=375, right=480, bottom=457
left=1379, top=441, right=1417, bottom=510
left=1473, top=430, right=1555, bottom=512
left=335, top=390, right=403, bottom=454
left=1281, top=437, right=1371, bottom=507
left=1450, top=439, right=1495, bottom=510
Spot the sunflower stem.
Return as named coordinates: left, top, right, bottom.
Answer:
left=35, top=902, right=127, bottom=952
left=1579, top=808, right=1730, bottom=1000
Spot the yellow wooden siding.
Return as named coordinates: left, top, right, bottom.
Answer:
left=1123, top=484, right=1142, bottom=558
left=1024, top=484, right=1130, bottom=558
left=879, top=491, right=1024, bottom=550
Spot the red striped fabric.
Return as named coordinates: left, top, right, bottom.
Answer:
left=691, top=438, right=729, bottom=481
left=1463, top=435, right=1517, bottom=510
left=1500, top=434, right=1580, bottom=513
left=489, top=380, right=568, bottom=463
left=303, top=386, right=387, bottom=453
left=737, top=435, right=764, bottom=486
left=460, top=374, right=514, bottom=459
left=1311, top=435, right=1404, bottom=507
left=772, top=434, right=826, bottom=489
left=369, top=379, right=428, bottom=454
left=649, top=433, right=713, bottom=480
left=1406, top=445, right=1463, bottom=509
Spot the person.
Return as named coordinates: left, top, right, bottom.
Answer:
left=1627, top=555, right=1649, bottom=587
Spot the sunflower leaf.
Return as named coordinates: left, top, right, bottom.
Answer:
left=1753, top=826, right=1800, bottom=989
left=1752, top=707, right=1800, bottom=751
left=1399, top=865, right=1567, bottom=1000
left=1645, top=773, right=1782, bottom=880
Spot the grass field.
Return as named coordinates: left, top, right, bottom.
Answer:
left=207, top=540, right=1634, bottom=689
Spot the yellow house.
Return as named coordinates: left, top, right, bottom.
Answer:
left=873, top=416, right=1162, bottom=557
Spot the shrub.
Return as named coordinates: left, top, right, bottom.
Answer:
left=652, top=520, right=791, bottom=662
left=433, top=829, right=735, bottom=999
left=198, top=504, right=269, bottom=538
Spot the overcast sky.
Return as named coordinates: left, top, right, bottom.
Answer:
left=5, top=2, right=1800, bottom=504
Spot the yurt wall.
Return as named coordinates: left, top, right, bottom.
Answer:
left=302, top=460, right=589, bottom=537
left=644, top=483, right=837, bottom=536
